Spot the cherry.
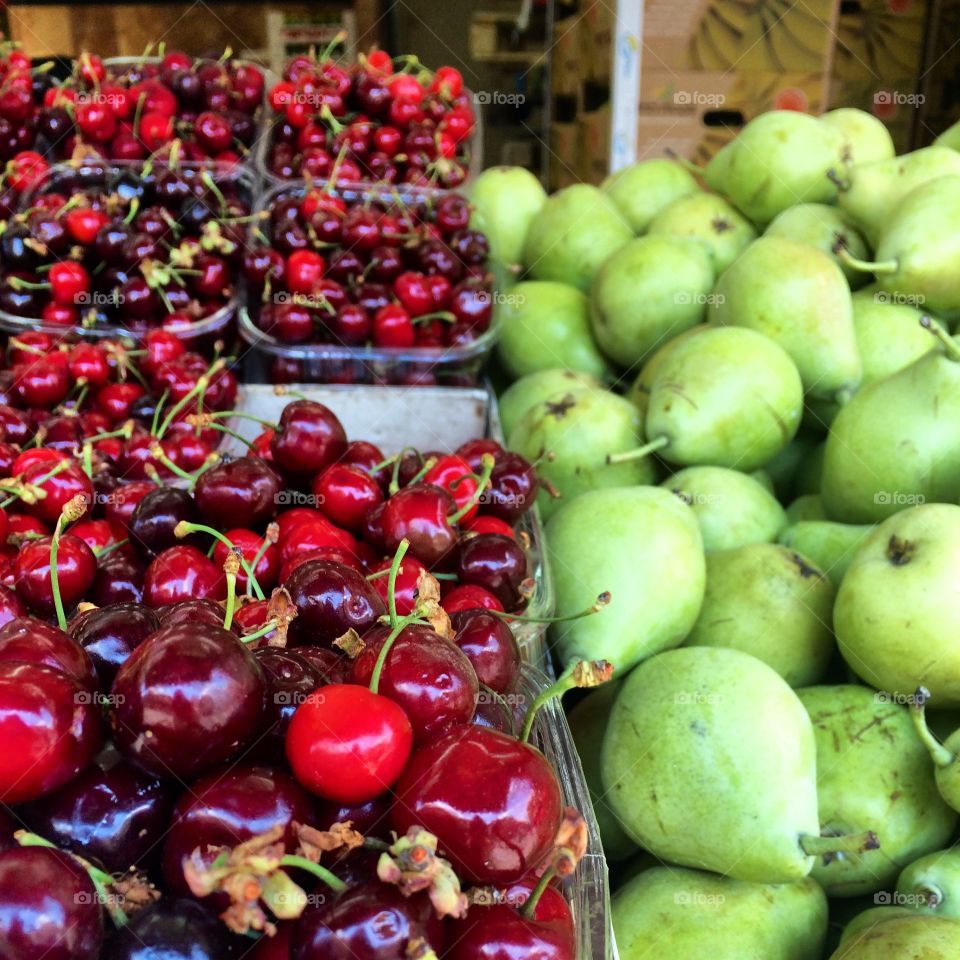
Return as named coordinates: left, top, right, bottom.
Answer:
left=450, top=609, right=521, bottom=694
left=351, top=624, right=479, bottom=744
left=286, top=559, right=385, bottom=646
left=14, top=358, right=69, bottom=409
left=0, top=845, right=103, bottom=960
left=194, top=456, right=280, bottom=529
left=381, top=483, right=457, bottom=567
left=23, top=758, right=173, bottom=875
left=292, top=883, right=445, bottom=960
left=129, top=487, right=203, bottom=561
left=15, top=534, right=96, bottom=619
left=106, top=897, right=233, bottom=960
left=142, top=544, right=226, bottom=607
left=455, top=533, right=528, bottom=611
left=110, top=621, right=266, bottom=779
left=286, top=249, right=326, bottom=294
left=212, top=528, right=278, bottom=593
left=90, top=549, right=144, bottom=606
left=482, top=452, right=539, bottom=523
left=0, top=661, right=101, bottom=803
left=69, top=602, right=161, bottom=686
left=313, top=463, right=384, bottom=532
left=20, top=461, right=94, bottom=529
left=373, top=303, right=415, bottom=347
left=423, top=454, right=479, bottom=520
left=103, top=479, right=154, bottom=528
left=0, top=618, right=96, bottom=691
left=0, top=587, right=26, bottom=629
left=271, top=400, right=347, bottom=477
left=194, top=111, right=232, bottom=153
left=157, top=598, right=232, bottom=631
left=277, top=517, right=358, bottom=570
left=392, top=725, right=564, bottom=884
left=368, top=555, right=427, bottom=616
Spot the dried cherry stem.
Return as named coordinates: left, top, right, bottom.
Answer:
left=50, top=494, right=90, bottom=631
left=910, top=686, right=955, bottom=768
left=520, top=660, right=614, bottom=744
left=520, top=865, right=557, bottom=919
left=448, top=454, right=495, bottom=524
left=277, top=855, right=347, bottom=894
left=174, top=521, right=265, bottom=600
left=605, top=436, right=669, bottom=465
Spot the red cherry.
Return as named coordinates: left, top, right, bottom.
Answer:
left=313, top=463, right=384, bottom=533
left=393, top=270, right=433, bottom=316
left=286, top=683, right=413, bottom=803
left=21, top=460, right=94, bottom=526
left=14, top=358, right=69, bottom=408
left=423, top=454, right=479, bottom=521
left=462, top=515, right=516, bottom=539
left=96, top=382, right=145, bottom=423
left=443, top=583, right=505, bottom=614
left=67, top=343, right=110, bottom=386
left=432, top=65, right=464, bottom=99
left=368, top=554, right=427, bottom=616
left=212, top=528, right=279, bottom=593
left=142, top=545, right=227, bottom=607
left=15, top=534, right=97, bottom=616
left=277, top=517, right=359, bottom=571
left=381, top=483, right=457, bottom=567
left=450, top=609, right=520, bottom=693
left=65, top=207, right=110, bottom=245
left=271, top=400, right=347, bottom=477
left=0, top=617, right=97, bottom=691
left=373, top=303, right=415, bottom=347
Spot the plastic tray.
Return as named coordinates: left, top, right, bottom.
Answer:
left=229, top=383, right=553, bottom=667
left=237, top=179, right=501, bottom=387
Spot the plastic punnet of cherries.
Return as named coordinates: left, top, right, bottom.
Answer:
left=0, top=391, right=610, bottom=960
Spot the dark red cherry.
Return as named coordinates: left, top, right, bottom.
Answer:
left=483, top=452, right=539, bottom=524
left=103, top=479, right=155, bottom=528
left=69, top=602, right=161, bottom=686
left=22, top=758, right=173, bottom=875
left=106, top=897, right=233, bottom=960
left=194, top=456, right=280, bottom=529
left=162, top=765, right=314, bottom=896
left=368, top=555, right=428, bottom=616
left=90, top=549, right=144, bottom=606
left=392, top=726, right=563, bottom=885
left=270, top=400, right=347, bottom=477
left=351, top=624, right=479, bottom=744
left=450, top=609, right=521, bottom=694
left=285, top=559, right=386, bottom=646
left=110, top=622, right=265, bottom=779
left=0, top=661, right=101, bottom=803
left=313, top=463, right=384, bottom=533
left=0, top=618, right=96, bottom=691
left=128, top=487, right=204, bottom=562
left=21, top=461, right=93, bottom=527
left=455, top=534, right=528, bottom=611
left=14, top=535, right=97, bottom=617
left=142, top=545, right=226, bottom=607
left=0, top=845, right=103, bottom=959
left=156, top=598, right=233, bottom=631
left=0, top=587, right=25, bottom=630
left=380, top=483, right=457, bottom=567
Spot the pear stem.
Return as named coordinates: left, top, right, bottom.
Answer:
left=606, top=436, right=669, bottom=466
left=910, top=686, right=956, bottom=768
left=920, top=316, right=960, bottom=364
left=799, top=830, right=880, bottom=858
left=489, top=592, right=611, bottom=625
left=664, top=148, right=702, bottom=179
left=834, top=248, right=898, bottom=275
left=520, top=659, right=614, bottom=744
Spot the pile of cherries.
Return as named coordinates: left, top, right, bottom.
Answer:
left=38, top=50, right=264, bottom=164
left=0, top=396, right=603, bottom=959
left=246, top=186, right=493, bottom=357
left=264, top=50, right=475, bottom=187
left=0, top=161, right=249, bottom=334
left=0, top=41, right=47, bottom=164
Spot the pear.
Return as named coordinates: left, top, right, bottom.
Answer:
left=856, top=176, right=960, bottom=314
left=751, top=468, right=775, bottom=494
left=662, top=465, right=787, bottom=550
left=612, top=865, right=827, bottom=960
left=508, top=388, right=654, bottom=522
left=498, top=368, right=602, bottom=439
left=685, top=544, right=835, bottom=687
left=588, top=236, right=716, bottom=367
left=624, top=323, right=708, bottom=420
left=837, top=146, right=960, bottom=246
left=521, top=184, right=633, bottom=291
left=765, top=204, right=871, bottom=288
left=546, top=486, right=705, bottom=672
left=468, top=165, right=547, bottom=272
left=821, top=334, right=960, bottom=523
left=647, top=191, right=758, bottom=273
left=495, top=281, right=613, bottom=381
left=602, top=646, right=879, bottom=882
left=820, top=108, right=896, bottom=165
left=566, top=682, right=636, bottom=861
left=910, top=690, right=960, bottom=812
left=600, top=157, right=699, bottom=233
left=777, top=521, right=875, bottom=587
left=786, top=494, right=827, bottom=524
left=935, top=118, right=960, bottom=152
left=710, top=237, right=861, bottom=399
left=703, top=111, right=845, bottom=226
left=831, top=910, right=960, bottom=958
left=850, top=289, right=936, bottom=386
left=834, top=504, right=960, bottom=706
left=897, top=848, right=960, bottom=919
left=618, top=326, right=804, bottom=471
left=798, top=685, right=956, bottom=897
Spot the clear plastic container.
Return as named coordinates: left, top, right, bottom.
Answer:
left=238, top=180, right=501, bottom=387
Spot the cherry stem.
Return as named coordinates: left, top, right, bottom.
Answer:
left=405, top=456, right=437, bottom=488
left=799, top=830, right=880, bottom=858
left=369, top=611, right=422, bottom=695
left=156, top=358, right=225, bottom=439
left=246, top=534, right=276, bottom=599
left=606, top=436, right=669, bottom=465
left=50, top=503, right=82, bottom=632
left=490, top=592, right=611, bottom=625
left=389, top=447, right=421, bottom=496
left=386, top=539, right=410, bottom=628
left=174, top=522, right=266, bottom=601
left=148, top=445, right=201, bottom=485
left=150, top=389, right=169, bottom=436
left=239, top=617, right=279, bottom=645
left=910, top=686, right=955, bottom=768
left=199, top=421, right=262, bottom=456
left=278, top=855, right=347, bottom=894
left=834, top=247, right=898, bottom=275
left=448, top=454, right=495, bottom=524
left=920, top=316, right=960, bottom=363
left=207, top=409, right=278, bottom=430
left=520, top=659, right=614, bottom=744
left=520, top=865, right=557, bottom=919
left=95, top=537, right=129, bottom=559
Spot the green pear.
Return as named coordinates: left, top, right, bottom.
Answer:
left=897, top=848, right=960, bottom=919
left=765, top=204, right=871, bottom=288
left=777, top=521, right=875, bottom=587
left=498, top=368, right=601, bottom=439
left=647, top=191, right=758, bottom=273
left=765, top=436, right=819, bottom=502
left=821, top=338, right=960, bottom=523
left=508, top=388, right=654, bottom=522
left=935, top=118, right=960, bottom=152
left=546, top=486, right=705, bottom=671
left=835, top=504, right=960, bottom=706
left=600, top=157, right=699, bottom=233
left=838, top=906, right=926, bottom=947
left=612, top=865, right=827, bottom=960
left=850, top=289, right=936, bottom=386
left=863, top=176, right=960, bottom=314
left=910, top=691, right=960, bottom=813
left=521, top=184, right=633, bottom=291
left=662, top=465, right=787, bottom=550
left=703, top=111, right=844, bottom=226
left=798, top=685, right=956, bottom=897
left=602, top=646, right=878, bottom=882
left=566, top=682, right=636, bottom=861
left=495, top=281, right=613, bottom=381
left=627, top=326, right=804, bottom=470
left=838, top=146, right=960, bottom=246
left=820, top=108, right=896, bottom=165
left=624, top=323, right=708, bottom=420
left=468, top=165, right=547, bottom=271
left=710, top=237, right=861, bottom=399
left=685, top=545, right=835, bottom=687
left=831, top=910, right=960, bottom=958
left=588, top=236, right=716, bottom=367
left=751, top=468, right=775, bottom=493
left=786, top=494, right=827, bottom=523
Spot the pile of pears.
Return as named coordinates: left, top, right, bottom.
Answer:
left=472, top=107, right=960, bottom=958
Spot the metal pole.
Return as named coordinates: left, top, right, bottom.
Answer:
left=609, top=0, right=643, bottom=172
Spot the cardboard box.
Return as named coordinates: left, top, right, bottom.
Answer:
left=552, top=16, right=582, bottom=97
left=832, top=0, right=927, bottom=83
left=582, top=0, right=614, bottom=84
left=549, top=121, right=580, bottom=191
left=916, top=0, right=960, bottom=144
left=578, top=103, right=611, bottom=183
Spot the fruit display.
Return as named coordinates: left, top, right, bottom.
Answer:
left=262, top=51, right=475, bottom=188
